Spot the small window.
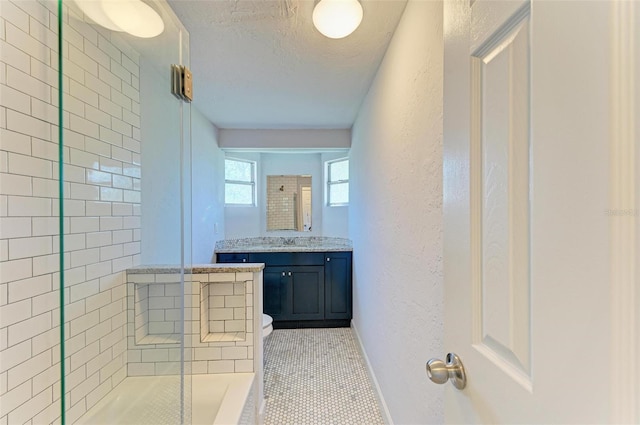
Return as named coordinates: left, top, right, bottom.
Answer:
left=225, top=158, right=256, bottom=206
left=327, top=158, right=349, bottom=206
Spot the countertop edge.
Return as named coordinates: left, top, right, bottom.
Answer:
left=215, top=247, right=353, bottom=253
left=127, top=264, right=265, bottom=274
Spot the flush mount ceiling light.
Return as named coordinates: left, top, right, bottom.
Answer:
left=74, top=0, right=164, bottom=38
left=312, top=0, right=363, bottom=39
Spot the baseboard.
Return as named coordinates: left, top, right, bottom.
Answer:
left=351, top=320, right=394, bottom=425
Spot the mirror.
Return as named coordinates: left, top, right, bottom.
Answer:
left=267, top=175, right=312, bottom=232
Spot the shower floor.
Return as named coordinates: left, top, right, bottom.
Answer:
left=263, top=328, right=385, bottom=425
left=77, top=373, right=253, bottom=425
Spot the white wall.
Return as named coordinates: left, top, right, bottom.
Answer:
left=219, top=129, right=350, bottom=150
left=349, top=1, right=444, bottom=423
left=191, top=107, right=225, bottom=263
left=224, top=152, right=349, bottom=239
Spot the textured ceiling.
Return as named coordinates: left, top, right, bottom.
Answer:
left=167, top=0, right=407, bottom=129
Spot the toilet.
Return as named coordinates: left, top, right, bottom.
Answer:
left=262, top=314, right=273, bottom=338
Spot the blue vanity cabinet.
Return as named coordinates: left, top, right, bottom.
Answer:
left=262, top=266, right=288, bottom=320
left=324, top=252, right=352, bottom=320
left=215, top=251, right=351, bottom=328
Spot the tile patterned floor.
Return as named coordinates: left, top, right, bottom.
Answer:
left=263, top=328, right=385, bottom=425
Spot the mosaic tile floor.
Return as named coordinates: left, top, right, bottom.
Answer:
left=263, top=328, right=386, bottom=425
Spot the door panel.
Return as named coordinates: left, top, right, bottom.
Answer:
left=471, top=9, right=531, bottom=384
left=324, top=253, right=352, bottom=319
left=290, top=266, right=324, bottom=320
left=442, top=0, right=633, bottom=423
left=263, top=267, right=287, bottom=320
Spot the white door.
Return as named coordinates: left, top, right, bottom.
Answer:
left=441, top=0, right=639, bottom=423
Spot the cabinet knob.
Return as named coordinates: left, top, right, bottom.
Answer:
left=288, top=271, right=292, bottom=276
left=282, top=272, right=286, bottom=277
left=326, top=258, right=331, bottom=262
left=242, top=258, right=246, bottom=262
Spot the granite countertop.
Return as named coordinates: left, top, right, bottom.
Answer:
left=127, top=263, right=265, bottom=274
left=214, top=237, right=353, bottom=253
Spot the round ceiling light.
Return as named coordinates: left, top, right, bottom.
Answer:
left=312, top=0, right=363, bottom=39
left=74, top=0, right=164, bottom=38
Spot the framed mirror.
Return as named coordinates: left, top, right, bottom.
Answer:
left=267, top=175, right=312, bottom=231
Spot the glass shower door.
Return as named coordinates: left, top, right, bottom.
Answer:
left=58, top=0, right=192, bottom=423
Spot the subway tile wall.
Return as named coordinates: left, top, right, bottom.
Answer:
left=126, top=271, right=256, bottom=377
left=1, top=1, right=141, bottom=423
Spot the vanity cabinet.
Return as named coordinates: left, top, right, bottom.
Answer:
left=216, top=251, right=352, bottom=328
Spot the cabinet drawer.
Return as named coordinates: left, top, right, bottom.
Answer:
left=249, top=252, right=324, bottom=266
left=216, top=253, right=249, bottom=263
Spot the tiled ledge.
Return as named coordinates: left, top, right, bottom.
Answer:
left=127, top=263, right=265, bottom=274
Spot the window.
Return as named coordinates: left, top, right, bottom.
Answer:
left=225, top=158, right=256, bottom=206
left=327, top=158, right=349, bottom=206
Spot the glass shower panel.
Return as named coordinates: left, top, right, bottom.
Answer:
left=59, top=0, right=191, bottom=423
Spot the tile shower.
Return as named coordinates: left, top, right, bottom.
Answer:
left=0, top=0, right=256, bottom=423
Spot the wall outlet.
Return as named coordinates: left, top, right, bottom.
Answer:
left=214, top=223, right=219, bottom=234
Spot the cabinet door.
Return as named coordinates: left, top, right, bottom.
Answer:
left=263, top=266, right=288, bottom=320
left=324, top=252, right=352, bottom=320
left=216, top=253, right=249, bottom=263
left=289, top=266, right=325, bottom=320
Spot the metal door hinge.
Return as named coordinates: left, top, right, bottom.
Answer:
left=171, top=65, right=193, bottom=102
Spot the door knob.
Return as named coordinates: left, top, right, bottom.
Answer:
left=426, top=352, right=466, bottom=390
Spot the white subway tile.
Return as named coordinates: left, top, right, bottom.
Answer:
left=0, top=217, right=31, bottom=239
left=127, top=362, right=154, bottom=376
left=62, top=129, right=85, bottom=151
left=69, top=148, right=99, bottom=170
left=32, top=253, right=59, bottom=276
left=30, top=56, right=57, bottom=87
left=7, top=273, right=51, bottom=303
left=84, top=72, right=111, bottom=100
left=0, top=128, right=31, bottom=155
left=111, top=229, right=132, bottom=244
left=122, top=190, right=140, bottom=204
left=85, top=201, right=111, bottom=216
left=0, top=41, right=30, bottom=75
left=86, top=231, right=112, bottom=248
left=84, top=39, right=110, bottom=68
left=32, top=364, right=59, bottom=395
left=208, top=360, right=235, bottom=374
left=85, top=170, right=111, bottom=187
left=0, top=240, right=8, bottom=262
left=8, top=196, right=51, bottom=217
left=31, top=137, right=58, bottom=161
left=70, top=247, right=100, bottom=268
left=31, top=216, right=58, bottom=237
left=8, top=234, right=52, bottom=259
left=29, top=15, right=56, bottom=50
left=122, top=136, right=140, bottom=154
left=0, top=298, right=31, bottom=331
left=109, top=59, right=130, bottom=84
left=96, top=35, right=119, bottom=61
left=69, top=182, right=100, bottom=201
left=68, top=43, right=98, bottom=77
left=69, top=78, right=99, bottom=108
left=0, top=380, right=31, bottom=414
left=69, top=113, right=99, bottom=138
left=83, top=136, right=111, bottom=159
left=68, top=217, right=98, bottom=235
left=98, top=95, right=121, bottom=119
left=7, top=350, right=51, bottom=390
left=110, top=88, right=131, bottom=110
left=99, top=244, right=122, bottom=262
left=30, top=98, right=57, bottom=125
left=31, top=289, right=57, bottom=316
left=1, top=1, right=29, bottom=29
left=111, top=203, right=132, bottom=216
left=8, top=311, right=51, bottom=346
left=121, top=109, right=140, bottom=129
left=0, top=83, right=31, bottom=114
left=111, top=174, right=132, bottom=190
left=6, top=109, right=51, bottom=140
left=0, top=173, right=32, bottom=196
left=234, top=359, right=253, bottom=373
left=122, top=242, right=139, bottom=256
left=85, top=260, right=111, bottom=280
left=121, top=81, right=139, bottom=103
left=99, top=126, right=123, bottom=147
left=99, top=187, right=122, bottom=202
left=7, top=152, right=52, bottom=178
left=13, top=0, right=49, bottom=27
left=122, top=216, right=139, bottom=230
left=5, top=23, right=49, bottom=65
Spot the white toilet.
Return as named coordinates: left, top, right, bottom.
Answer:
left=262, top=314, right=273, bottom=338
